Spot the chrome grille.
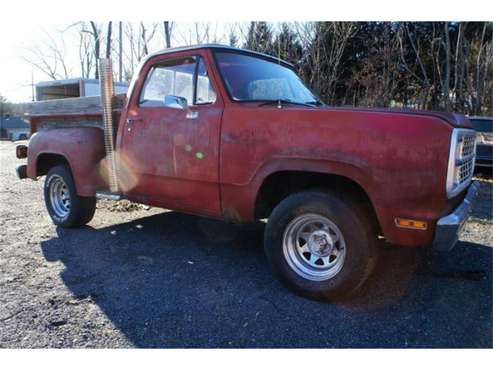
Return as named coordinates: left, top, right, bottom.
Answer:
left=460, top=134, right=475, bottom=157
left=456, top=158, right=474, bottom=184
left=455, top=132, right=476, bottom=188
left=447, top=129, right=476, bottom=198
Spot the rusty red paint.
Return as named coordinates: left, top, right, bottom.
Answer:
left=27, top=127, right=107, bottom=196
left=24, top=46, right=472, bottom=248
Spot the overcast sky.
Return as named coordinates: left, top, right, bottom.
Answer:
left=0, top=22, right=47, bottom=103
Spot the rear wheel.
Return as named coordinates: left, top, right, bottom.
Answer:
left=44, top=165, right=96, bottom=227
left=264, top=190, right=378, bottom=300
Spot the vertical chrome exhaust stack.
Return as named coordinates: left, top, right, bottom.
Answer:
left=99, top=58, right=118, bottom=193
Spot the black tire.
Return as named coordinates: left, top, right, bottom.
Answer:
left=264, top=190, right=378, bottom=301
left=44, top=165, right=96, bottom=228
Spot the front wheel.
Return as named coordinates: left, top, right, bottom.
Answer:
left=264, top=191, right=378, bottom=300
left=44, top=165, right=96, bottom=228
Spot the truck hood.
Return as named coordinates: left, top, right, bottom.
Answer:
left=322, top=106, right=472, bottom=128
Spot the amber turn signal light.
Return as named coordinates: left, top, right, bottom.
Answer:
left=395, top=218, right=428, bottom=230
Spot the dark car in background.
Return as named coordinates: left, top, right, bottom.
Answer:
left=469, top=116, right=493, bottom=169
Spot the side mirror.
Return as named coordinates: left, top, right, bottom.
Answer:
left=163, top=95, right=198, bottom=119
left=164, top=95, right=188, bottom=110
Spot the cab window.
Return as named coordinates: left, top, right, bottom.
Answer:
left=139, top=56, right=216, bottom=107
left=139, top=57, right=196, bottom=107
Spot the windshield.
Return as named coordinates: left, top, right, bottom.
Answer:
left=214, top=51, right=320, bottom=105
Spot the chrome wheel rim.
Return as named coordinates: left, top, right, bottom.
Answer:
left=282, top=213, right=346, bottom=281
left=48, top=175, right=71, bottom=219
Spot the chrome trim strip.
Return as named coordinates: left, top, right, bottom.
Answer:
left=95, top=192, right=122, bottom=201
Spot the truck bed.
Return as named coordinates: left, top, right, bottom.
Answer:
left=20, top=94, right=126, bottom=134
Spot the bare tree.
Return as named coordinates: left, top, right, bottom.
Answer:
left=124, top=22, right=136, bottom=75
left=471, top=22, right=493, bottom=114
left=300, top=22, right=356, bottom=103
left=23, top=28, right=70, bottom=80
left=140, top=22, right=159, bottom=57
left=141, top=22, right=149, bottom=56
left=120, top=22, right=159, bottom=81
left=18, top=21, right=492, bottom=115
left=397, top=23, right=433, bottom=109
left=227, top=23, right=243, bottom=47
left=88, top=22, right=101, bottom=79
left=443, top=22, right=452, bottom=110
left=453, top=22, right=465, bottom=109
left=77, top=22, right=94, bottom=79
left=352, top=22, right=401, bottom=107
left=193, top=22, right=214, bottom=44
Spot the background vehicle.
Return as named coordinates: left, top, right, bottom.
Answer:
left=0, top=116, right=29, bottom=140
left=469, top=116, right=493, bottom=169
left=15, top=45, right=479, bottom=300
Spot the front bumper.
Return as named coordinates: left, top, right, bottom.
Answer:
left=16, top=164, right=27, bottom=179
left=433, top=181, right=480, bottom=251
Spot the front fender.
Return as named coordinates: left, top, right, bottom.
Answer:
left=27, top=127, right=107, bottom=196
left=250, top=156, right=375, bottom=201
left=220, top=156, right=377, bottom=223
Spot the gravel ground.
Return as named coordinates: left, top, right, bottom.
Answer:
left=0, top=141, right=491, bottom=348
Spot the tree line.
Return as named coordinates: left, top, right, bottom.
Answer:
left=244, top=22, right=492, bottom=115
left=9, top=21, right=493, bottom=116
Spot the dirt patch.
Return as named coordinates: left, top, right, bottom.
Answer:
left=96, top=199, right=152, bottom=212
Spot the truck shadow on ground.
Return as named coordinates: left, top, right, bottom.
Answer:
left=40, top=211, right=492, bottom=348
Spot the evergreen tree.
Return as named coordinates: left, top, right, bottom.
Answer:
left=0, top=94, right=12, bottom=117
left=244, top=22, right=274, bottom=54
left=0, top=94, right=13, bottom=138
left=229, top=30, right=239, bottom=47
left=274, top=23, right=303, bottom=66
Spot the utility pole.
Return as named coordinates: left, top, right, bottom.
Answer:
left=106, top=21, right=113, bottom=59
left=164, top=21, right=171, bottom=48
left=31, top=70, right=35, bottom=102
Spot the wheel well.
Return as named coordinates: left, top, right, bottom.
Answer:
left=254, top=171, right=381, bottom=233
left=36, top=153, right=70, bottom=177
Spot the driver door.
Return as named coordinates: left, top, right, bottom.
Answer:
left=119, top=52, right=223, bottom=217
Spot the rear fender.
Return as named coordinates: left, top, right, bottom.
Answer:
left=27, top=127, right=107, bottom=196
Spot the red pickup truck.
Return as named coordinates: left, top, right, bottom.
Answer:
left=16, top=44, right=479, bottom=300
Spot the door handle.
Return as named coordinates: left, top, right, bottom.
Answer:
left=186, top=110, right=199, bottom=120
left=126, top=116, right=141, bottom=132
left=126, top=116, right=142, bottom=124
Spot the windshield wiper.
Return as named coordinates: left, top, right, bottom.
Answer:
left=258, top=99, right=314, bottom=108
left=305, top=100, right=324, bottom=106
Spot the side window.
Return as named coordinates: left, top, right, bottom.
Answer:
left=195, top=58, right=216, bottom=105
left=139, top=57, right=196, bottom=106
